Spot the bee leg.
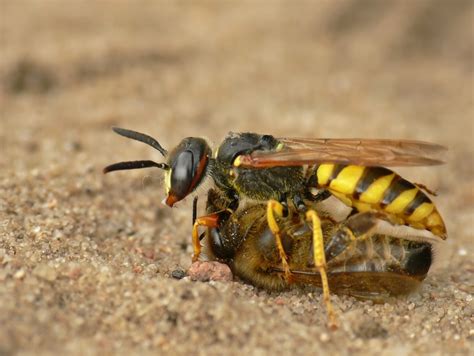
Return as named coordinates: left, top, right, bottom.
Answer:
left=306, top=209, right=337, bottom=330
left=267, top=199, right=292, bottom=282
left=192, top=213, right=220, bottom=262
left=324, top=212, right=379, bottom=262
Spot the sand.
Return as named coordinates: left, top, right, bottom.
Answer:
left=0, top=1, right=473, bottom=355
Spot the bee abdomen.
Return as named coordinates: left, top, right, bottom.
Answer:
left=310, top=164, right=447, bottom=239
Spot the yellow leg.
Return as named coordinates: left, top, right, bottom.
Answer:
left=267, top=200, right=292, bottom=282
left=306, top=209, right=338, bottom=330
left=192, top=214, right=219, bottom=262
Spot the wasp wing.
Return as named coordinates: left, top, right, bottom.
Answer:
left=237, top=138, right=447, bottom=168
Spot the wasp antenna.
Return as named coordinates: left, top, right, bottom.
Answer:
left=103, top=160, right=169, bottom=174
left=112, top=127, right=168, bottom=156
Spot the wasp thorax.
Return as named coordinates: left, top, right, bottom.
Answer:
left=164, top=137, right=211, bottom=207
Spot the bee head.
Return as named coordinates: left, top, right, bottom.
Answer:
left=103, top=127, right=211, bottom=207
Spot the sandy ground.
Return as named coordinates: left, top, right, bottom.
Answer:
left=0, top=1, right=473, bottom=355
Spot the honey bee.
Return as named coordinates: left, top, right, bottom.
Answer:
left=201, top=188, right=435, bottom=329
left=104, top=128, right=447, bottom=270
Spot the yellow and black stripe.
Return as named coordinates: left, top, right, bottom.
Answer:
left=309, top=164, right=446, bottom=239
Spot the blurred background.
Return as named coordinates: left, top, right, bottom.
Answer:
left=0, top=1, right=473, bottom=354
left=2, top=1, right=472, bottom=145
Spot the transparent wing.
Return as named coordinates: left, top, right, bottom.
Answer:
left=277, top=270, right=425, bottom=298
left=237, top=138, right=447, bottom=168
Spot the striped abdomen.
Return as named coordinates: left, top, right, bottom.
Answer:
left=308, top=164, right=447, bottom=239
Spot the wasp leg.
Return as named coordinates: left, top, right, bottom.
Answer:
left=306, top=209, right=338, bottom=330
left=267, top=199, right=292, bottom=282
left=192, top=213, right=220, bottom=262
left=324, top=211, right=379, bottom=261
left=293, top=194, right=307, bottom=212
left=192, top=196, right=199, bottom=226
left=277, top=193, right=289, bottom=217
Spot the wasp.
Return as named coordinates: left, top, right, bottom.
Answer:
left=201, top=188, right=435, bottom=329
left=103, top=128, right=447, bottom=275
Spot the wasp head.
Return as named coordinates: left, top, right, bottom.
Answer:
left=104, top=127, right=211, bottom=207
left=164, top=137, right=211, bottom=207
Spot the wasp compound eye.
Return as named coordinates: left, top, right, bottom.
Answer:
left=165, top=138, right=211, bottom=207
left=169, top=150, right=194, bottom=202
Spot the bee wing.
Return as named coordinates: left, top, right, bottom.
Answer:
left=237, top=138, right=447, bottom=168
left=277, top=270, right=424, bottom=298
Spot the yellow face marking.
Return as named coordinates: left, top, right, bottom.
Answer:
left=384, top=188, right=419, bottom=214
left=359, top=174, right=396, bottom=204
left=317, top=164, right=335, bottom=186
left=233, top=155, right=242, bottom=167
left=164, top=169, right=172, bottom=194
left=329, top=165, right=365, bottom=195
left=408, top=202, right=434, bottom=222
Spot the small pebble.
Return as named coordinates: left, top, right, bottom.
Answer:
left=14, top=269, right=26, bottom=279
left=274, top=297, right=286, bottom=305
left=187, top=261, right=233, bottom=282
left=33, top=264, right=57, bottom=282
left=171, top=269, right=186, bottom=280
left=320, top=332, right=330, bottom=342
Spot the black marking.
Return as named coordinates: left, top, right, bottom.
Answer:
left=307, top=172, right=318, bottom=187
left=192, top=196, right=198, bottom=226
left=347, top=207, right=359, bottom=217
left=404, top=243, right=432, bottom=276
left=381, top=176, right=415, bottom=207
left=218, top=132, right=278, bottom=165
left=307, top=189, right=332, bottom=202
left=404, top=190, right=430, bottom=216
left=293, top=194, right=307, bottom=212
left=103, top=160, right=168, bottom=174
left=305, top=165, right=319, bottom=187
left=324, top=228, right=352, bottom=261
left=328, top=164, right=345, bottom=184
left=353, top=167, right=392, bottom=200
left=112, top=127, right=168, bottom=156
